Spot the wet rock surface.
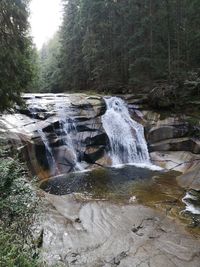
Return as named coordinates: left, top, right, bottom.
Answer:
left=1, top=93, right=200, bottom=189
left=36, top=164, right=200, bottom=267
left=0, top=94, right=107, bottom=178
left=1, top=93, right=200, bottom=266
left=40, top=194, right=200, bottom=267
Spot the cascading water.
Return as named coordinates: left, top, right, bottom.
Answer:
left=28, top=96, right=56, bottom=170
left=55, top=97, right=82, bottom=171
left=102, top=97, right=150, bottom=165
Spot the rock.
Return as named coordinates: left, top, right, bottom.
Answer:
left=143, top=110, right=161, bottom=124
left=148, top=125, right=189, bottom=143
left=85, top=133, right=109, bottom=147
left=41, top=195, right=200, bottom=267
left=2, top=93, right=200, bottom=266
left=70, top=95, right=105, bottom=118
left=95, top=154, right=112, bottom=167
left=53, top=145, right=78, bottom=172
left=0, top=93, right=110, bottom=178
left=145, top=110, right=200, bottom=191
left=2, top=93, right=200, bottom=185
left=150, top=151, right=200, bottom=190
left=150, top=151, right=200, bottom=172
left=177, top=162, right=200, bottom=190
left=150, top=137, right=200, bottom=154
left=83, top=146, right=105, bottom=164
left=121, top=94, right=148, bottom=105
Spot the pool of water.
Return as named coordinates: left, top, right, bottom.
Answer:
left=40, top=165, right=181, bottom=202
left=40, top=164, right=200, bottom=230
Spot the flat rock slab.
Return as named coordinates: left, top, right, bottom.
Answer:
left=41, top=194, right=200, bottom=267
left=177, top=162, right=200, bottom=190
left=150, top=151, right=200, bottom=172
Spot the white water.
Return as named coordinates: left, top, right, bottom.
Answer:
left=55, top=96, right=82, bottom=171
left=182, top=192, right=200, bottom=215
left=102, top=97, right=150, bottom=165
left=28, top=96, right=56, bottom=170
left=113, top=162, right=163, bottom=171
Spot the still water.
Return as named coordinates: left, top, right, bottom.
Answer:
left=41, top=164, right=200, bottom=230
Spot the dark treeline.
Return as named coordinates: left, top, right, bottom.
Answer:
left=39, top=0, right=200, bottom=93
left=0, top=0, right=37, bottom=110
left=1, top=0, right=200, bottom=107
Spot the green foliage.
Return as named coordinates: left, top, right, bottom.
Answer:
left=0, top=229, right=38, bottom=267
left=0, top=0, right=36, bottom=111
left=0, top=144, right=39, bottom=267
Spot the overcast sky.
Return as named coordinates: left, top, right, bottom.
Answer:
left=29, top=0, right=63, bottom=49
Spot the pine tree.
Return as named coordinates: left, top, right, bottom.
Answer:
left=0, top=0, right=35, bottom=110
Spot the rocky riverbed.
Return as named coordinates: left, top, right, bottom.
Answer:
left=1, top=93, right=200, bottom=266
left=1, top=93, right=200, bottom=185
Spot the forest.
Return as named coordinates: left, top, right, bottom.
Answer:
left=1, top=0, right=200, bottom=108
left=39, top=0, right=200, bottom=96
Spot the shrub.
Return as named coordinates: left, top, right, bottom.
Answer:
left=0, top=144, right=39, bottom=267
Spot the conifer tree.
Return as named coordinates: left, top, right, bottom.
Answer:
left=0, top=0, right=35, bottom=110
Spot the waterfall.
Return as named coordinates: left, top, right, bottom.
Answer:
left=28, top=96, right=56, bottom=170
left=37, top=127, right=55, bottom=166
left=102, top=97, right=150, bottom=165
left=55, top=96, right=82, bottom=171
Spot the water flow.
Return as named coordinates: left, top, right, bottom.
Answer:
left=102, top=97, right=150, bottom=165
left=28, top=96, right=56, bottom=169
left=55, top=97, right=82, bottom=171
left=182, top=192, right=200, bottom=215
